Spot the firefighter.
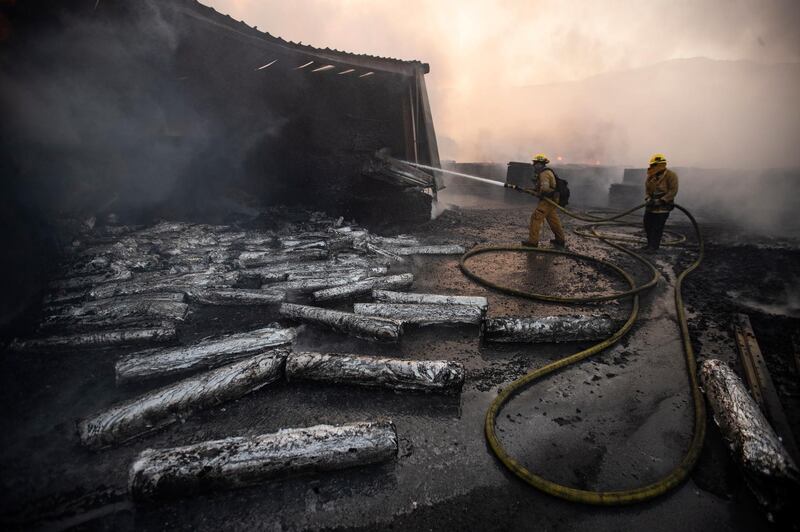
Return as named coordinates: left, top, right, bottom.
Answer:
left=643, top=153, right=679, bottom=251
left=522, top=154, right=566, bottom=248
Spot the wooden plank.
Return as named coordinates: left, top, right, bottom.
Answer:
left=734, top=313, right=800, bottom=462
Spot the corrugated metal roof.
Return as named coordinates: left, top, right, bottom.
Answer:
left=184, top=0, right=430, bottom=74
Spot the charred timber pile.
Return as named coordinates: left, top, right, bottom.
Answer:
left=14, top=209, right=462, bottom=351
left=129, top=421, right=397, bottom=501
left=286, top=352, right=465, bottom=394
left=79, top=351, right=287, bottom=449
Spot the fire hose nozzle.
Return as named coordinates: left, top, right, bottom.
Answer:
left=505, top=183, right=539, bottom=197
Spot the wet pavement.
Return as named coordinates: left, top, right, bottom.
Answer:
left=0, top=201, right=787, bottom=531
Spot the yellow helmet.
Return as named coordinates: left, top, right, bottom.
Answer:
left=532, top=153, right=550, bottom=164
left=649, top=153, right=667, bottom=166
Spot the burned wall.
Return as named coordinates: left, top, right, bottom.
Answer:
left=0, top=0, right=432, bottom=330
left=1, top=0, right=423, bottom=222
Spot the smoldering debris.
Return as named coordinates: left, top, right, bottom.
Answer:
left=115, top=327, right=296, bottom=384
left=482, top=315, right=618, bottom=343
left=88, top=271, right=242, bottom=300
left=286, top=352, right=466, bottom=394
left=700, top=359, right=800, bottom=515
left=353, top=303, right=484, bottom=327
left=280, top=303, right=403, bottom=343
left=79, top=351, right=287, bottom=449
left=12, top=210, right=462, bottom=351
left=129, top=421, right=398, bottom=501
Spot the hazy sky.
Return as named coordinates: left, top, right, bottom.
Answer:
left=202, top=1, right=800, bottom=166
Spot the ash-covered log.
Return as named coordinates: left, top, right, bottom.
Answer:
left=279, top=303, right=402, bottom=342
left=380, top=244, right=465, bottom=256
left=116, top=327, right=296, bottom=383
left=367, top=235, right=421, bottom=248
left=248, top=257, right=383, bottom=285
left=237, top=249, right=328, bottom=268
left=42, top=295, right=189, bottom=326
left=286, top=266, right=387, bottom=281
left=186, top=288, right=285, bottom=306
left=268, top=267, right=389, bottom=294
left=50, top=263, right=132, bottom=292
left=312, top=273, right=413, bottom=302
left=10, top=326, right=177, bottom=352
left=79, top=351, right=287, bottom=449
left=372, top=290, right=488, bottom=310
left=89, top=271, right=241, bottom=300
left=286, top=352, right=465, bottom=394
left=353, top=303, right=484, bottom=327
left=700, top=359, right=799, bottom=513
left=129, top=421, right=397, bottom=501
left=483, top=315, right=617, bottom=343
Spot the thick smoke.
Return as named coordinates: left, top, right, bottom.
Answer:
left=205, top=0, right=800, bottom=169
left=205, top=0, right=800, bottom=235
left=1, top=2, right=197, bottom=219
left=0, top=1, right=291, bottom=223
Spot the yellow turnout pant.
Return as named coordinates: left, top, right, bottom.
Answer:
left=528, top=199, right=565, bottom=244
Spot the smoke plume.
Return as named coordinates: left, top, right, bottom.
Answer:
left=205, top=0, right=800, bottom=169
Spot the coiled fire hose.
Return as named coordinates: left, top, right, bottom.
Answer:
left=461, top=191, right=706, bottom=505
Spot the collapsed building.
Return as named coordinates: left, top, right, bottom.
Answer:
left=0, top=0, right=442, bottom=331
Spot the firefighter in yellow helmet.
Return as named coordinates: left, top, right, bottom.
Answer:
left=643, top=153, right=679, bottom=251
left=521, top=154, right=566, bottom=248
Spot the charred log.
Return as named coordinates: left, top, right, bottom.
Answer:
left=286, top=352, right=465, bottom=394
left=186, top=288, right=285, bottom=306
left=379, top=244, right=465, bottom=256
left=10, top=326, right=177, bottom=352
left=372, top=290, right=488, bottom=310
left=353, top=303, right=484, bottom=326
left=79, top=351, right=287, bottom=449
left=129, top=421, right=397, bottom=501
left=483, top=315, right=617, bottom=343
left=116, top=327, right=296, bottom=383
left=700, top=359, right=799, bottom=514
left=279, top=303, right=402, bottom=342
left=237, top=249, right=328, bottom=268
left=312, top=273, right=414, bottom=302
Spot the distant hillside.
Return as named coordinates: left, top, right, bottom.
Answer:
left=468, top=58, right=800, bottom=168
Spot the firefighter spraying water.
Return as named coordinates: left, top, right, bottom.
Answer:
left=406, top=154, right=712, bottom=505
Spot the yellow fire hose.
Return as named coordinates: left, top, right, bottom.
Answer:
left=461, top=196, right=706, bottom=505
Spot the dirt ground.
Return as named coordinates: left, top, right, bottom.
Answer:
left=1, top=192, right=798, bottom=531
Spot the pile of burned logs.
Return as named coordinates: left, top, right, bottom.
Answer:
left=7, top=211, right=631, bottom=502
left=11, top=213, right=465, bottom=351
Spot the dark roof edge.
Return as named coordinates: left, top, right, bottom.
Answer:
left=182, top=0, right=430, bottom=75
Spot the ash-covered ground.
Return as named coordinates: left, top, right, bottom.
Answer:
left=1, top=193, right=798, bottom=531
